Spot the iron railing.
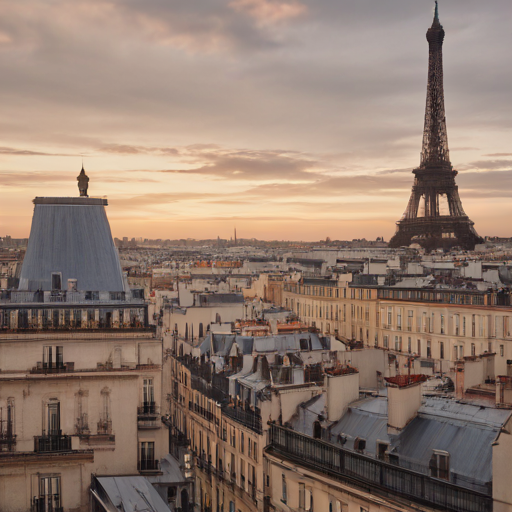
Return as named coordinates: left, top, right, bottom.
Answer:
left=267, top=424, right=492, bottom=512
left=138, top=459, right=160, bottom=471
left=34, top=435, right=72, bottom=453
left=223, top=405, right=262, bottom=434
left=137, top=403, right=159, bottom=416
left=32, top=497, right=63, bottom=512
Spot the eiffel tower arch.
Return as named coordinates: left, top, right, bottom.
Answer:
left=389, top=2, right=483, bottom=251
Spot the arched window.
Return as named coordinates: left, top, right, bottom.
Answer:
left=282, top=474, right=287, bottom=503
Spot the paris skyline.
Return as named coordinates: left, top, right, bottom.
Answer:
left=0, top=0, right=511, bottom=241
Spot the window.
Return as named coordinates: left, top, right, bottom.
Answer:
left=408, top=337, right=412, bottom=354
left=377, top=441, right=389, bottom=460
left=240, top=432, right=244, bottom=454
left=281, top=474, right=287, bottom=503
left=440, top=315, right=445, bottom=334
left=248, top=438, right=252, bottom=458
left=75, top=389, right=89, bottom=434
left=253, top=442, right=258, bottom=462
left=417, top=339, right=421, bottom=356
left=299, top=483, right=305, bottom=511
left=471, top=343, right=476, bottom=356
left=139, top=441, right=156, bottom=471
left=240, top=459, right=245, bottom=489
left=248, top=463, right=256, bottom=498
left=1, top=397, right=15, bottom=449
left=143, top=378, right=155, bottom=408
left=354, top=437, right=366, bottom=451
left=43, top=346, right=64, bottom=370
left=383, top=335, right=388, bottom=349
left=462, top=317, right=466, bottom=336
left=427, top=340, right=431, bottom=359
left=99, top=388, right=112, bottom=434
left=407, top=310, right=413, bottom=331
left=33, top=475, right=61, bottom=512
left=231, top=427, right=236, bottom=448
left=46, top=400, right=61, bottom=436
left=455, top=314, right=460, bottom=336
left=430, top=450, right=450, bottom=480
left=397, top=309, right=402, bottom=330
left=501, top=345, right=505, bottom=357
left=230, top=453, right=236, bottom=480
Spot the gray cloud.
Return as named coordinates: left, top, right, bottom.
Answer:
left=1, top=0, right=511, bottom=240
left=0, top=147, right=69, bottom=156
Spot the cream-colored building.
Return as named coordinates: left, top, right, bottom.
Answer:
left=0, top=331, right=167, bottom=512
left=0, top=189, right=171, bottom=512
left=282, top=275, right=512, bottom=377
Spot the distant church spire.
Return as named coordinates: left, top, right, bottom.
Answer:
left=234, top=227, right=237, bottom=246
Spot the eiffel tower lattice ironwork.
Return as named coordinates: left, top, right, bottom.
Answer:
left=389, top=2, right=483, bottom=251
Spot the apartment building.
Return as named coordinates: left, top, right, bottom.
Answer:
left=282, top=274, right=512, bottom=376
left=265, top=372, right=512, bottom=512
left=0, top=191, right=170, bottom=512
left=164, top=329, right=335, bottom=512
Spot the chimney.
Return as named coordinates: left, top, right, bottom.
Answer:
left=455, top=360, right=465, bottom=399
left=385, top=375, right=427, bottom=435
left=325, top=366, right=360, bottom=422
left=67, top=279, right=78, bottom=292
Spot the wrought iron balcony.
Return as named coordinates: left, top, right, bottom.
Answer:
left=137, top=402, right=159, bottom=417
left=34, top=434, right=72, bottom=453
left=138, top=459, right=160, bottom=472
left=222, top=404, right=262, bottom=434
left=0, top=431, right=16, bottom=450
left=32, top=497, right=63, bottom=512
left=268, top=423, right=491, bottom=512
left=97, top=418, right=112, bottom=435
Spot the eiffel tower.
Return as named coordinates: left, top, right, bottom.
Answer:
left=389, top=2, right=483, bottom=251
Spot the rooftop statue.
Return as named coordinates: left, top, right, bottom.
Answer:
left=77, top=165, right=89, bottom=197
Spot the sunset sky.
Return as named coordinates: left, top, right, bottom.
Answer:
left=0, top=0, right=511, bottom=241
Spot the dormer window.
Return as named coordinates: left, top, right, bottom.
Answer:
left=353, top=437, right=366, bottom=452
left=376, top=440, right=389, bottom=460
left=430, top=449, right=450, bottom=480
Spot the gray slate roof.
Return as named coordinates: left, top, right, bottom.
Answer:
left=293, top=394, right=511, bottom=491
left=19, top=198, right=125, bottom=292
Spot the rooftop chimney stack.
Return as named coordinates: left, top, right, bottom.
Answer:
left=325, top=367, right=360, bottom=422
left=385, top=375, right=428, bottom=435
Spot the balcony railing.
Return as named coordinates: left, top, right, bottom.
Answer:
left=222, top=405, right=262, bottom=434
left=137, top=403, right=160, bottom=417
left=34, top=435, right=72, bottom=453
left=97, top=419, right=112, bottom=435
left=32, top=497, right=63, bottom=512
left=138, top=459, right=160, bottom=472
left=192, top=403, right=219, bottom=424
left=268, top=424, right=492, bottom=512
left=0, top=430, right=16, bottom=450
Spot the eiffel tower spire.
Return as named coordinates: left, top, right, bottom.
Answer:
left=420, top=0, right=450, bottom=169
left=388, top=4, right=482, bottom=251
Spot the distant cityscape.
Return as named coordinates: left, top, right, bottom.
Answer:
left=2, top=3, right=512, bottom=512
